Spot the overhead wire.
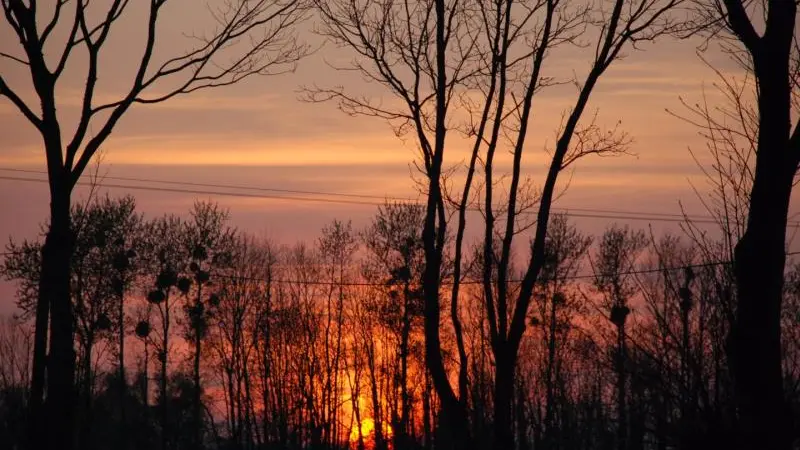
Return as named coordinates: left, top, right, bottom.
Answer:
left=182, top=251, right=800, bottom=287
left=2, top=241, right=798, bottom=287
left=3, top=169, right=800, bottom=286
left=0, top=175, right=385, bottom=207
left=0, top=167, right=735, bottom=222
left=0, top=166, right=735, bottom=221
left=0, top=167, right=413, bottom=202
left=0, top=168, right=786, bottom=225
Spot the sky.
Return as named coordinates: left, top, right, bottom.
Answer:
left=1, top=1, right=796, bottom=315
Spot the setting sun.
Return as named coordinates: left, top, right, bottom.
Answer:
left=2, top=1, right=798, bottom=450
left=349, top=418, right=393, bottom=449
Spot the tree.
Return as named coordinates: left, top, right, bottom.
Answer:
left=592, top=225, right=647, bottom=450
left=0, top=316, right=32, bottom=450
left=139, top=214, right=188, bottom=450
left=683, top=2, right=798, bottom=447
left=68, top=196, right=141, bottom=450
left=317, top=220, right=358, bottom=449
left=0, top=2, right=308, bottom=449
left=180, top=201, right=236, bottom=450
left=208, top=234, right=276, bottom=449
left=1, top=195, right=142, bottom=449
left=361, top=202, right=426, bottom=450
left=5, top=189, right=800, bottom=449
left=310, top=0, right=678, bottom=448
left=533, top=214, right=593, bottom=449
left=109, top=223, right=141, bottom=450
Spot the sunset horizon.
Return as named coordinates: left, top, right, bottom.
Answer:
left=2, top=1, right=799, bottom=450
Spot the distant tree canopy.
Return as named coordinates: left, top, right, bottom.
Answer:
left=1, top=1, right=799, bottom=450
left=0, top=2, right=309, bottom=449
left=2, top=196, right=799, bottom=450
left=680, top=1, right=800, bottom=448
left=309, top=0, right=679, bottom=447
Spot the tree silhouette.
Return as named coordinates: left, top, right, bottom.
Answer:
left=310, top=1, right=679, bottom=447
left=592, top=225, right=647, bottom=450
left=533, top=214, right=593, bottom=449
left=0, top=2, right=308, bottom=449
left=139, top=214, right=188, bottom=450
left=361, top=202, right=426, bottom=450
left=1, top=195, right=143, bottom=449
left=1, top=193, right=799, bottom=449
left=682, top=2, right=799, bottom=448
left=180, top=201, right=235, bottom=450
left=0, top=316, right=32, bottom=449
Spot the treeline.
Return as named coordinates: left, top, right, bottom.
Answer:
left=1, top=195, right=798, bottom=450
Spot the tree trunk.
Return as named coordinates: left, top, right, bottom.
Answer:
left=493, top=350, right=515, bottom=450
left=616, top=324, right=627, bottom=450
left=143, top=340, right=149, bottom=408
left=367, top=341, right=385, bottom=450
left=516, top=382, right=529, bottom=450
left=729, top=10, right=796, bottom=450
left=680, top=299, right=691, bottom=445
left=81, top=337, right=94, bottom=450
left=422, top=0, right=472, bottom=446
left=731, top=160, right=793, bottom=449
left=43, top=186, right=77, bottom=450
left=545, top=295, right=558, bottom=448
left=423, top=369, right=432, bottom=450
left=119, top=290, right=127, bottom=450
left=396, top=280, right=412, bottom=450
left=26, top=241, right=50, bottom=450
left=160, top=294, right=170, bottom=450
left=193, top=328, right=203, bottom=450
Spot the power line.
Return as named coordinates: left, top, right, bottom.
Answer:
left=0, top=167, right=415, bottom=202
left=0, top=175, right=383, bottom=207
left=0, top=173, right=765, bottom=226
left=2, top=240, right=798, bottom=287
left=0, top=166, right=765, bottom=224
left=208, top=251, right=800, bottom=287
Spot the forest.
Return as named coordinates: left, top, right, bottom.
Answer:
left=1, top=0, right=799, bottom=450
left=1, top=195, right=797, bottom=450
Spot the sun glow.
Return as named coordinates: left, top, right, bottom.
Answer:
left=349, top=418, right=393, bottom=449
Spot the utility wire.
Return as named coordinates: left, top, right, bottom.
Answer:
left=4, top=170, right=800, bottom=285
left=0, top=166, right=753, bottom=223
left=0, top=167, right=414, bottom=202
left=0, top=167, right=720, bottom=222
left=2, top=243, right=798, bottom=287
left=0, top=175, right=382, bottom=207
left=0, top=173, right=773, bottom=226
left=205, top=251, right=800, bottom=287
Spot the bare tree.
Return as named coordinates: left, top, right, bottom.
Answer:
left=6, top=189, right=800, bottom=449
left=680, top=2, right=798, bottom=447
left=592, top=225, right=647, bottom=450
left=0, top=316, right=32, bottom=449
left=0, top=316, right=32, bottom=399
left=533, top=214, right=593, bottom=449
left=317, top=220, right=358, bottom=449
left=0, top=2, right=307, bottom=448
left=209, top=233, right=272, bottom=449
left=140, top=214, right=188, bottom=450
left=310, top=0, right=678, bottom=448
left=1, top=195, right=143, bottom=449
left=69, top=196, right=141, bottom=450
left=179, top=201, right=236, bottom=450
left=361, top=202, right=426, bottom=450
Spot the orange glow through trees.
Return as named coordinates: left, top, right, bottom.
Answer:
left=349, top=418, right=393, bottom=450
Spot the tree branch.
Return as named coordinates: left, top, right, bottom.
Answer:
left=720, top=0, right=760, bottom=50
left=0, top=76, right=42, bottom=129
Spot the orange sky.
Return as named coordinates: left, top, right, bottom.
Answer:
left=2, top=2, right=799, bottom=314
